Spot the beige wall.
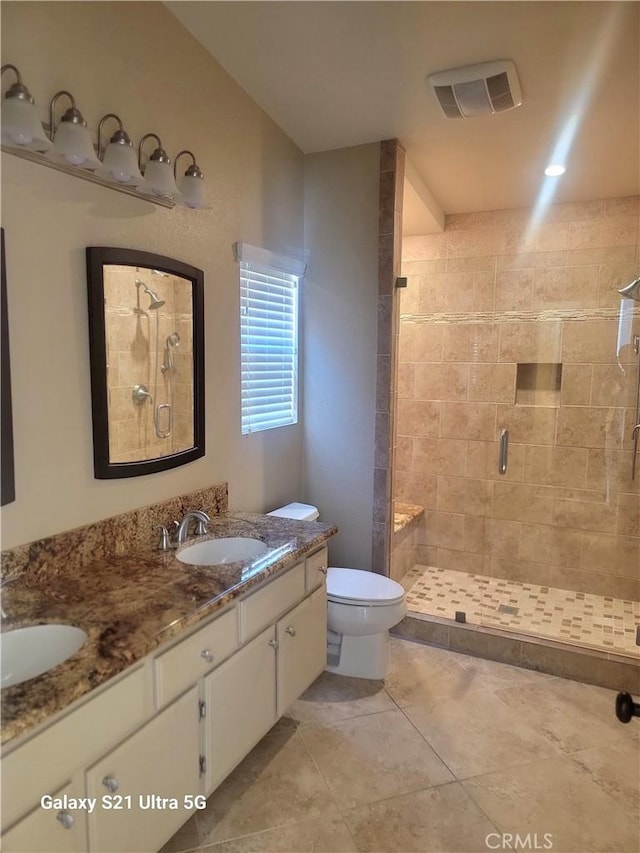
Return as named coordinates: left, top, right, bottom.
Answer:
left=397, top=197, right=640, bottom=599
left=302, top=144, right=380, bottom=569
left=1, top=2, right=305, bottom=548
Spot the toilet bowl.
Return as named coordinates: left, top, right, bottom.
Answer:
left=268, top=503, right=407, bottom=679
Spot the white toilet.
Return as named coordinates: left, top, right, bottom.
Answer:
left=268, top=502, right=407, bottom=679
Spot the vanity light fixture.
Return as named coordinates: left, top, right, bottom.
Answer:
left=1, top=59, right=206, bottom=211
left=98, top=113, right=145, bottom=186
left=174, top=150, right=206, bottom=209
left=47, top=90, right=101, bottom=170
left=0, top=64, right=51, bottom=152
left=138, top=133, right=181, bottom=200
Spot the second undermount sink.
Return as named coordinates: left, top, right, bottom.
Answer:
left=1, top=624, right=87, bottom=689
left=177, top=537, right=269, bottom=566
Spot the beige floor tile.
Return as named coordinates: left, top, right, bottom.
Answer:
left=160, top=814, right=201, bottom=853
left=463, top=755, right=639, bottom=852
left=385, top=635, right=475, bottom=708
left=494, top=677, right=639, bottom=755
left=289, top=670, right=396, bottom=725
left=300, top=708, right=454, bottom=810
left=196, top=730, right=336, bottom=845
left=199, top=815, right=358, bottom=852
left=343, top=781, right=498, bottom=853
left=404, top=688, right=559, bottom=778
left=569, top=739, right=640, bottom=812
left=163, top=638, right=637, bottom=853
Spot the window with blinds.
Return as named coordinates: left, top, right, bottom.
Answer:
left=239, top=259, right=300, bottom=435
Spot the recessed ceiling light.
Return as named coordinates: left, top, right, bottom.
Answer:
left=544, top=164, right=566, bottom=177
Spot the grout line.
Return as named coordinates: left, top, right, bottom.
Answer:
left=396, top=702, right=461, bottom=783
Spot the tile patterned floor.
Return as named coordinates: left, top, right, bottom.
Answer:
left=161, top=637, right=640, bottom=853
left=401, top=564, right=640, bottom=659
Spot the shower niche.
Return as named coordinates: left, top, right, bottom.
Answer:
left=86, top=247, right=204, bottom=478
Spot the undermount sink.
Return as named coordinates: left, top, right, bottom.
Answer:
left=177, top=537, right=269, bottom=566
left=1, top=624, right=87, bottom=689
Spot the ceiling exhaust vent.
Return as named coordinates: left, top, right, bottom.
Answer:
left=428, top=60, right=522, bottom=119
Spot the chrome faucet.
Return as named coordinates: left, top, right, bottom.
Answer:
left=175, top=510, right=211, bottom=545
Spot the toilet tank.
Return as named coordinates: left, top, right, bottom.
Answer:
left=267, top=502, right=320, bottom=521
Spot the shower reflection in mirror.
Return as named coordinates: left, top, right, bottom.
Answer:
left=103, top=264, right=193, bottom=463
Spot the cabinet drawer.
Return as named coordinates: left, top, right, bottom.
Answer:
left=305, top=546, right=328, bottom=592
left=2, top=781, right=88, bottom=853
left=1, top=666, right=147, bottom=831
left=154, top=607, right=238, bottom=708
left=239, top=563, right=305, bottom=642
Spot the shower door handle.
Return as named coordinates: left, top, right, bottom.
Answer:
left=155, top=403, right=173, bottom=439
left=498, top=428, right=508, bottom=475
left=631, top=423, right=640, bottom=480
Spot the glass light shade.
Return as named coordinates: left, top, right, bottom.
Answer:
left=100, top=142, right=145, bottom=186
left=1, top=97, right=51, bottom=151
left=144, top=159, right=180, bottom=198
left=179, top=174, right=205, bottom=209
left=49, top=121, right=101, bottom=170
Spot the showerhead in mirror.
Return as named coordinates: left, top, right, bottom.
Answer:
left=618, top=277, right=640, bottom=302
left=135, top=278, right=165, bottom=310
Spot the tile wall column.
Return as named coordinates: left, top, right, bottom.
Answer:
left=371, top=139, right=405, bottom=574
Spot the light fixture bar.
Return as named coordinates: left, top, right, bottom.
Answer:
left=1, top=142, right=174, bottom=208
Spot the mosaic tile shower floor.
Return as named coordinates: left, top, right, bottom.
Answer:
left=402, top=565, right=640, bottom=658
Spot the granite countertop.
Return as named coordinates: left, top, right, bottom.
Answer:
left=393, top=502, right=424, bottom=534
left=1, top=512, right=337, bottom=747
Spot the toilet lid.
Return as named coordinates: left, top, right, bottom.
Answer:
left=327, top=567, right=406, bottom=607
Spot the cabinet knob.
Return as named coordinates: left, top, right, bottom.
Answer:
left=317, top=566, right=327, bottom=575
left=102, top=775, right=119, bottom=793
left=201, top=649, right=214, bottom=663
left=285, top=626, right=296, bottom=637
left=268, top=639, right=279, bottom=649
left=56, top=811, right=75, bottom=830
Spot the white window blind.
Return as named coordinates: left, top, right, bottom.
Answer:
left=239, top=253, right=301, bottom=435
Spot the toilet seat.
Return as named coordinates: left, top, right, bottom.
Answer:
left=327, top=567, right=405, bottom=607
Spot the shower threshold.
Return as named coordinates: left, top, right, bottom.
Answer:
left=394, top=565, right=639, bottom=692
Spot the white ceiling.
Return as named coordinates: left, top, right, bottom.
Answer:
left=167, top=1, right=640, bottom=226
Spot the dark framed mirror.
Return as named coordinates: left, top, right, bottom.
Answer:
left=1, top=228, right=16, bottom=505
left=86, top=247, right=205, bottom=479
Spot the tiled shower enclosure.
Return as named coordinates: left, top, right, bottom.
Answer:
left=392, top=194, right=640, bottom=661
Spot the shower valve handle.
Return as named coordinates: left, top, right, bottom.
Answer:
left=132, top=384, right=152, bottom=405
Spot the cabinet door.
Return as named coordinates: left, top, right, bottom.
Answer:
left=204, top=625, right=277, bottom=795
left=277, top=587, right=327, bottom=715
left=85, top=686, right=200, bottom=853
left=2, top=782, right=87, bottom=853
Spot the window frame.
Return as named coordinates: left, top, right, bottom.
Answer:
left=235, top=242, right=305, bottom=436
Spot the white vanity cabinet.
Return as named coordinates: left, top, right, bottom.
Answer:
left=1, top=664, right=149, bottom=852
left=85, top=686, right=200, bottom=853
left=1, top=544, right=329, bottom=853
